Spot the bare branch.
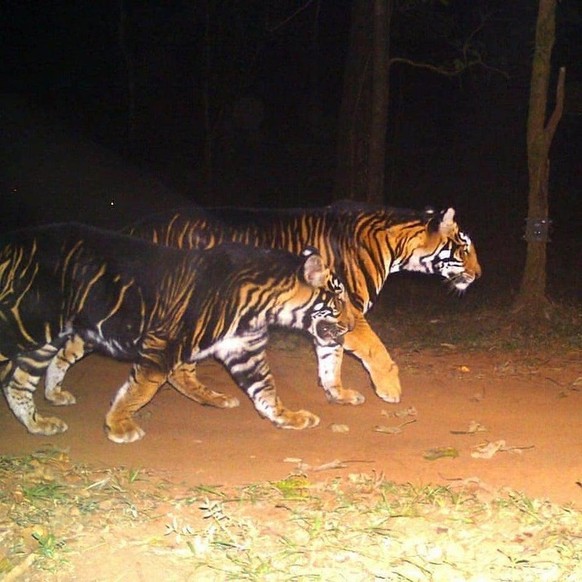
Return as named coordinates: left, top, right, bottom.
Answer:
left=545, top=66, right=565, bottom=146
left=388, top=56, right=508, bottom=79
left=390, top=5, right=508, bottom=80
left=266, top=0, right=317, bottom=34
left=460, top=6, right=494, bottom=61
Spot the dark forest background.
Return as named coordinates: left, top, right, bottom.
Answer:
left=1, top=0, right=581, bottom=306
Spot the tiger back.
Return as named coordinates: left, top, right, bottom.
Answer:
left=0, top=224, right=354, bottom=442
left=129, top=203, right=481, bottom=311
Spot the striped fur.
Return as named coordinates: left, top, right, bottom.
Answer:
left=46, top=203, right=481, bottom=406
left=0, top=224, right=354, bottom=442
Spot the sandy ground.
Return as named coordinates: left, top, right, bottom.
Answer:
left=1, top=342, right=581, bottom=509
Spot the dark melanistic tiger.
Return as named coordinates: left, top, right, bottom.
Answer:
left=46, top=203, right=481, bottom=407
left=0, top=224, right=354, bottom=442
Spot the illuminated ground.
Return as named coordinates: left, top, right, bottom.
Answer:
left=2, top=341, right=579, bottom=506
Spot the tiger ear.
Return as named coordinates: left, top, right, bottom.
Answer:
left=438, top=208, right=456, bottom=235
left=301, top=248, right=328, bottom=288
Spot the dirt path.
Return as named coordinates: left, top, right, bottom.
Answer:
left=1, top=343, right=580, bottom=509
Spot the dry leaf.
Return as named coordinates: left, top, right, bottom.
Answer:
left=381, top=406, right=417, bottom=419
left=424, top=447, right=459, bottom=460
left=283, top=457, right=302, bottom=464
left=374, top=425, right=403, bottom=434
left=293, top=459, right=348, bottom=472
left=330, top=423, right=350, bottom=433
left=471, top=440, right=534, bottom=459
left=374, top=419, right=417, bottom=435
left=440, top=342, right=457, bottom=350
left=505, top=447, right=525, bottom=455
left=450, top=420, right=487, bottom=435
left=471, top=440, right=505, bottom=459
left=310, top=460, right=348, bottom=472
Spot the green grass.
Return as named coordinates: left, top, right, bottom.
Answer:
left=3, top=449, right=579, bottom=580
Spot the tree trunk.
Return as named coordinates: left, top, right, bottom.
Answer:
left=307, top=0, right=322, bottom=139
left=335, top=0, right=391, bottom=203
left=201, top=0, right=213, bottom=196
left=367, top=0, right=390, bottom=203
left=515, top=0, right=564, bottom=312
left=118, top=0, right=137, bottom=156
left=334, top=0, right=371, bottom=202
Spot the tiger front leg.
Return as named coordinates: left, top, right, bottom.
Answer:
left=2, top=359, right=68, bottom=435
left=221, top=347, right=319, bottom=429
left=267, top=395, right=320, bottom=430
left=342, top=313, right=402, bottom=403
left=314, top=343, right=365, bottom=405
left=168, top=362, right=240, bottom=408
left=105, top=363, right=167, bottom=443
left=44, top=335, right=87, bottom=406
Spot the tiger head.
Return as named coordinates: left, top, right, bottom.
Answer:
left=279, top=247, right=356, bottom=346
left=405, top=208, right=481, bottom=292
left=307, top=272, right=353, bottom=346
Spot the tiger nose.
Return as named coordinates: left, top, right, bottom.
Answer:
left=474, top=261, right=482, bottom=279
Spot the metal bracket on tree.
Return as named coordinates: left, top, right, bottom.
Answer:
left=524, top=218, right=551, bottom=242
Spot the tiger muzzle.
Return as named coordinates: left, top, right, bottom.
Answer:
left=314, top=320, right=347, bottom=345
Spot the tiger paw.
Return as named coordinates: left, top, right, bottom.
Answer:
left=46, top=389, right=77, bottom=406
left=209, top=394, right=240, bottom=408
left=28, top=415, right=68, bottom=435
left=325, top=387, right=365, bottom=406
left=106, top=420, right=146, bottom=444
left=168, top=376, right=241, bottom=408
left=276, top=409, right=320, bottom=430
left=194, top=391, right=240, bottom=408
left=374, top=372, right=402, bottom=404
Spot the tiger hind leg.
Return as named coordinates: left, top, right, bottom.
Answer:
left=44, top=335, right=87, bottom=406
left=2, top=347, right=68, bottom=435
left=167, top=362, right=240, bottom=408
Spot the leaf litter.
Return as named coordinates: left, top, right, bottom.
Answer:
left=450, top=420, right=488, bottom=435
left=471, top=440, right=535, bottom=459
left=423, top=447, right=460, bottom=461
left=0, top=447, right=580, bottom=581
left=375, top=406, right=418, bottom=434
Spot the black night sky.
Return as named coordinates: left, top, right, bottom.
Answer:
left=1, top=1, right=581, bottom=301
